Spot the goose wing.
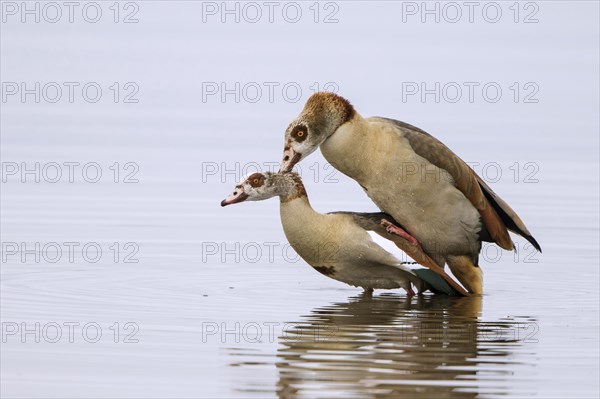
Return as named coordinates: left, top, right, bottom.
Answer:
left=371, top=117, right=541, bottom=252
left=331, top=211, right=470, bottom=296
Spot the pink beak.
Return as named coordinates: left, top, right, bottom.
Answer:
left=221, top=187, right=249, bottom=207
left=279, top=148, right=301, bottom=173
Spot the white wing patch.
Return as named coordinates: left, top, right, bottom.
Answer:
left=366, top=231, right=427, bottom=269
left=367, top=231, right=404, bottom=261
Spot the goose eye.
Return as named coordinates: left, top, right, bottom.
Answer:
left=292, top=126, right=308, bottom=142
left=253, top=179, right=259, bottom=185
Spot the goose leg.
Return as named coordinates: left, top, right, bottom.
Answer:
left=363, top=287, right=373, bottom=296
left=381, top=219, right=421, bottom=249
left=380, top=218, right=470, bottom=297
left=447, top=255, right=483, bottom=295
left=415, top=281, right=426, bottom=295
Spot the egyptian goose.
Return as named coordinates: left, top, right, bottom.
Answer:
left=279, top=93, right=541, bottom=294
left=221, top=172, right=469, bottom=296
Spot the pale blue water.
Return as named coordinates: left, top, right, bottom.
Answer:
left=1, top=1, right=599, bottom=398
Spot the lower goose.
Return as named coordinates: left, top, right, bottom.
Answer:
left=221, top=172, right=469, bottom=296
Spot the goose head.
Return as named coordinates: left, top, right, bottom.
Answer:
left=221, top=172, right=307, bottom=206
left=221, top=172, right=273, bottom=206
left=280, top=92, right=355, bottom=172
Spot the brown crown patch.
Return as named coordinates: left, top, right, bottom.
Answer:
left=304, top=92, right=356, bottom=124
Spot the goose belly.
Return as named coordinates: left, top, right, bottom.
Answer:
left=320, top=262, right=410, bottom=289
left=369, top=178, right=481, bottom=257
left=282, top=214, right=412, bottom=290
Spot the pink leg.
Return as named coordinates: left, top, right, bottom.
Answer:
left=381, top=219, right=421, bottom=249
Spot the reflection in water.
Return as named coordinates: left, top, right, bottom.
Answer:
left=274, top=294, right=537, bottom=399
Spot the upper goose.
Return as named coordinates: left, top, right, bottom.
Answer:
left=279, top=92, right=541, bottom=294
left=221, top=172, right=469, bottom=296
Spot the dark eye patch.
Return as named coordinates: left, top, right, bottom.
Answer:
left=247, top=172, right=265, bottom=187
left=291, top=125, right=308, bottom=142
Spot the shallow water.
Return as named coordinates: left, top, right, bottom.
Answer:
left=1, top=1, right=599, bottom=398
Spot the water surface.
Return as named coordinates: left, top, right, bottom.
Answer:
left=1, top=1, right=599, bottom=398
